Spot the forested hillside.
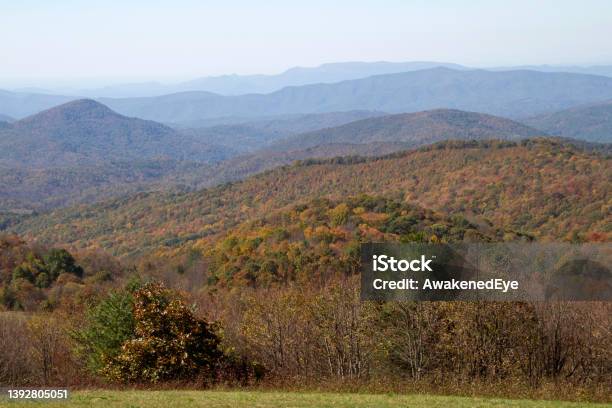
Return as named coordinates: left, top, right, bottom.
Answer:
left=188, top=141, right=413, bottom=190
left=268, top=109, right=545, bottom=152
left=2, top=142, right=609, bottom=396
left=0, top=106, right=558, bottom=212
left=10, top=139, right=610, bottom=257
left=0, top=99, right=233, bottom=168
left=200, top=195, right=511, bottom=288
left=0, top=100, right=233, bottom=212
left=0, top=234, right=123, bottom=310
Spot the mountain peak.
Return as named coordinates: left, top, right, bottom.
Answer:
left=0, top=98, right=234, bottom=169
left=60, top=98, right=110, bottom=110
left=16, top=99, right=119, bottom=126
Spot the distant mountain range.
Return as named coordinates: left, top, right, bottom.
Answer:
left=17, top=61, right=469, bottom=98
left=0, top=67, right=610, bottom=215
left=9, top=61, right=612, bottom=99
left=96, top=68, right=612, bottom=124
left=0, top=99, right=233, bottom=168
left=490, top=64, right=612, bottom=78
left=4, top=67, right=612, bottom=123
left=0, top=89, right=74, bottom=119
left=0, top=102, right=392, bottom=211
left=523, top=100, right=612, bottom=143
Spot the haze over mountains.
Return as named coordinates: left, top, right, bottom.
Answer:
left=3, top=65, right=612, bottom=124
left=0, top=89, right=74, bottom=119
left=67, top=61, right=469, bottom=98
left=96, top=68, right=612, bottom=124
left=0, top=62, right=610, bottom=217
left=524, top=100, right=612, bottom=143
left=490, top=64, right=612, bottom=78
left=7, top=61, right=612, bottom=99
left=180, top=110, right=385, bottom=152
left=0, top=97, right=604, bottom=214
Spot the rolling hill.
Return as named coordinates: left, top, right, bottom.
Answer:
left=238, top=110, right=386, bottom=134
left=268, top=109, right=546, bottom=152
left=0, top=102, right=606, bottom=213
left=100, top=68, right=612, bottom=124
left=180, top=110, right=385, bottom=152
left=182, top=109, right=549, bottom=189
left=0, top=99, right=233, bottom=168
left=9, top=139, right=609, bottom=257
left=156, top=109, right=549, bottom=190
left=523, top=100, right=612, bottom=143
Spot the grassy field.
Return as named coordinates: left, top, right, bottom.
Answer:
left=3, top=390, right=611, bottom=408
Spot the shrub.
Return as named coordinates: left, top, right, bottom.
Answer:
left=102, top=282, right=224, bottom=383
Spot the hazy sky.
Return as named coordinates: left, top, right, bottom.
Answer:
left=1, top=0, right=612, bottom=86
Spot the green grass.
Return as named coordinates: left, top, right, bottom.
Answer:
left=3, top=390, right=611, bottom=408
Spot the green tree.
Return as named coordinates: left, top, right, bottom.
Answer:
left=74, top=290, right=135, bottom=373
left=44, top=249, right=83, bottom=280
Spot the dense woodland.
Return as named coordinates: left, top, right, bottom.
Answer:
left=0, top=137, right=610, bottom=401
left=10, top=139, right=609, bottom=258
left=0, top=209, right=609, bottom=399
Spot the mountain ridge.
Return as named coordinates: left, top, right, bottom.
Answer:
left=24, top=61, right=468, bottom=98
left=99, top=68, right=612, bottom=124
left=9, top=139, right=609, bottom=256
left=5, top=68, right=612, bottom=123
left=267, top=108, right=546, bottom=152
left=11, top=61, right=612, bottom=99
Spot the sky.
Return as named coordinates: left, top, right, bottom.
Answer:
left=1, top=0, right=612, bottom=87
